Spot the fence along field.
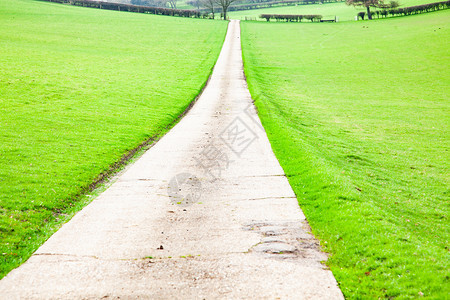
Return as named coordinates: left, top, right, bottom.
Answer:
left=0, top=0, right=227, bottom=278
left=241, top=9, right=449, bottom=298
left=45, top=0, right=448, bottom=20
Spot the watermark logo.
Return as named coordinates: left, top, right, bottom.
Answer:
left=167, top=173, right=202, bottom=206
left=244, top=103, right=264, bottom=131
left=219, top=116, right=257, bottom=157
left=166, top=102, right=265, bottom=205
left=195, top=143, right=232, bottom=181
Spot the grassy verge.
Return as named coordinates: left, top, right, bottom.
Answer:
left=230, top=0, right=440, bottom=21
left=241, top=11, right=449, bottom=298
left=0, top=0, right=227, bottom=278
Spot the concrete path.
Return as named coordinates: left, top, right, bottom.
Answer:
left=0, top=21, right=343, bottom=299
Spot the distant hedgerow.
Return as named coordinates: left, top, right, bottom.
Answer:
left=359, top=0, right=450, bottom=19
left=260, top=13, right=323, bottom=22
left=384, top=1, right=450, bottom=17
left=40, top=0, right=209, bottom=18
left=220, top=0, right=343, bottom=13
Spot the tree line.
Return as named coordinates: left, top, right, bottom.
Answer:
left=347, top=0, right=449, bottom=19
left=39, top=0, right=239, bottom=19
left=190, top=0, right=344, bottom=14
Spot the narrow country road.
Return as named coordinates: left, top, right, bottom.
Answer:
left=0, top=21, right=343, bottom=299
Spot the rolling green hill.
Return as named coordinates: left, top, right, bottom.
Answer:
left=242, top=10, right=449, bottom=298
left=0, top=0, right=227, bottom=278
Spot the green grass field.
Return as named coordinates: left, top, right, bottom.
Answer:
left=0, top=0, right=226, bottom=278
left=229, top=0, right=441, bottom=21
left=242, top=10, right=449, bottom=299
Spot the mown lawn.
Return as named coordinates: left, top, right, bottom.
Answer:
left=242, top=10, right=449, bottom=299
left=229, top=0, right=442, bottom=21
left=0, top=0, right=226, bottom=278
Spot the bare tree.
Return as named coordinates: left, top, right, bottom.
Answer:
left=214, top=0, right=239, bottom=20
left=167, top=0, right=177, bottom=9
left=202, top=0, right=215, bottom=18
left=187, top=0, right=202, bottom=10
left=346, top=0, right=383, bottom=19
left=131, top=0, right=166, bottom=7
